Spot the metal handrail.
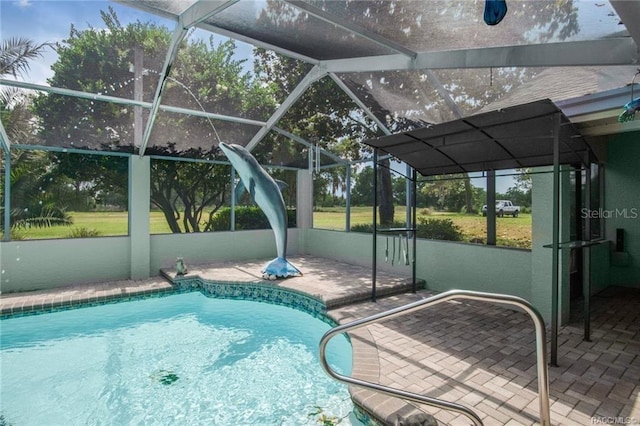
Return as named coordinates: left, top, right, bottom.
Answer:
left=319, top=290, right=551, bottom=426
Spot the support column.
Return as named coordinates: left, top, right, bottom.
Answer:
left=296, top=169, right=313, bottom=230
left=487, top=170, right=496, bottom=245
left=3, top=149, right=10, bottom=241
left=129, top=155, right=151, bottom=279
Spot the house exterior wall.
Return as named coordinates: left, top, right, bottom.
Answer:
left=605, top=132, right=640, bottom=287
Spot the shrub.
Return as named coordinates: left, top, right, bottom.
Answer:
left=210, top=206, right=296, bottom=231
left=416, top=218, right=463, bottom=241
left=68, top=227, right=102, bottom=238
left=350, top=221, right=406, bottom=233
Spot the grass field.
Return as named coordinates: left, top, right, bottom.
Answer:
left=9, top=207, right=532, bottom=248
left=313, top=206, right=531, bottom=248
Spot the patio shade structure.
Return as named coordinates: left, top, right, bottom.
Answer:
left=362, top=99, right=594, bottom=176
left=362, top=99, right=599, bottom=366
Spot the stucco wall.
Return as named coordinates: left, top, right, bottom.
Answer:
left=149, top=228, right=301, bottom=272
left=605, top=132, right=640, bottom=287
left=304, top=229, right=533, bottom=300
left=0, top=237, right=130, bottom=293
left=0, top=229, right=301, bottom=293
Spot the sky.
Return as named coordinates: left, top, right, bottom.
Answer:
left=0, top=0, right=256, bottom=85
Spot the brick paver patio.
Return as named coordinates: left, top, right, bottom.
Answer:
left=1, top=256, right=638, bottom=425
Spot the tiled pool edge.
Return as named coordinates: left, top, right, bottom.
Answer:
left=0, top=285, right=177, bottom=319
left=173, top=276, right=337, bottom=325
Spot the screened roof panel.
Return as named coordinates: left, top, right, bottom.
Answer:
left=253, top=129, right=345, bottom=169
left=202, top=1, right=397, bottom=60
left=363, top=99, right=594, bottom=176
left=336, top=70, right=457, bottom=129
left=15, top=90, right=138, bottom=153
left=158, top=27, right=278, bottom=121
left=2, top=0, right=638, bottom=166
left=291, top=1, right=624, bottom=53
left=252, top=131, right=307, bottom=169
left=146, top=110, right=260, bottom=158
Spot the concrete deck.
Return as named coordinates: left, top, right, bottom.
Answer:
left=1, top=256, right=638, bottom=426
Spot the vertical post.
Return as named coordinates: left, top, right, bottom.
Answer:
left=296, top=169, right=313, bottom=230
left=129, top=155, right=151, bottom=279
left=345, top=165, right=351, bottom=232
left=550, top=112, right=561, bottom=366
left=230, top=167, right=236, bottom=231
left=3, top=149, right=10, bottom=241
left=405, top=163, right=412, bottom=226
left=487, top=170, right=496, bottom=245
left=133, top=46, right=144, bottom=149
left=583, top=165, right=592, bottom=341
left=412, top=167, right=417, bottom=293
left=372, top=150, right=378, bottom=302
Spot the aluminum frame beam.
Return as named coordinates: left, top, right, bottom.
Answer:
left=245, top=65, right=326, bottom=151
left=0, top=79, right=266, bottom=128
left=0, top=117, right=10, bottom=151
left=425, top=70, right=464, bottom=119
left=181, top=0, right=239, bottom=29
left=328, top=73, right=392, bottom=136
left=322, top=38, right=639, bottom=73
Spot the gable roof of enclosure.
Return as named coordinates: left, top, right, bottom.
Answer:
left=2, top=1, right=640, bottom=165
left=362, top=99, right=594, bottom=176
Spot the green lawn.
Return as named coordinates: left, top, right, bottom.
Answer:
left=11, top=211, right=172, bottom=240
left=10, top=207, right=532, bottom=248
left=314, top=206, right=532, bottom=248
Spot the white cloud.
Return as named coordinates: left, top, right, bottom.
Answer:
left=16, top=0, right=32, bottom=8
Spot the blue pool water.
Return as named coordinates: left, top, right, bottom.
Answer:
left=0, top=292, right=354, bottom=425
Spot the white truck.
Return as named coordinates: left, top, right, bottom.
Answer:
left=482, top=200, right=521, bottom=217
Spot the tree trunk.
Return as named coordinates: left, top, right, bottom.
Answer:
left=378, top=158, right=395, bottom=225
left=464, top=174, right=473, bottom=213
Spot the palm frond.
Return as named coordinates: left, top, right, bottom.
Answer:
left=0, top=37, right=51, bottom=78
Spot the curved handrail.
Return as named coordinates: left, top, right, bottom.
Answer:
left=319, top=290, right=551, bottom=426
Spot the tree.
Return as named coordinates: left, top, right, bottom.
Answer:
left=30, top=7, right=275, bottom=232
left=0, top=37, right=72, bottom=235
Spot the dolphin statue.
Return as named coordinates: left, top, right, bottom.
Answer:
left=218, top=142, right=302, bottom=279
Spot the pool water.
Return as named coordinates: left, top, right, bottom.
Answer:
left=0, top=292, right=355, bottom=425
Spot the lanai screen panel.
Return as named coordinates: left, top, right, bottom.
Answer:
left=363, top=99, right=594, bottom=177
left=337, top=70, right=456, bottom=129
left=158, top=27, right=311, bottom=122
left=305, top=1, right=623, bottom=52
left=14, top=89, right=137, bottom=153
left=144, top=110, right=260, bottom=159
left=201, top=1, right=398, bottom=60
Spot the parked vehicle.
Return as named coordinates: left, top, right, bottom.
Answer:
left=482, top=200, right=521, bottom=217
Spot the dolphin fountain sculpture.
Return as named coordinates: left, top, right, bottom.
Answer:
left=218, top=142, right=302, bottom=279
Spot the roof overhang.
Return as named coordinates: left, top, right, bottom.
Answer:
left=363, top=99, right=596, bottom=176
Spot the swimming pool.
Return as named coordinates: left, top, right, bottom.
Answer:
left=0, top=292, right=355, bottom=425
